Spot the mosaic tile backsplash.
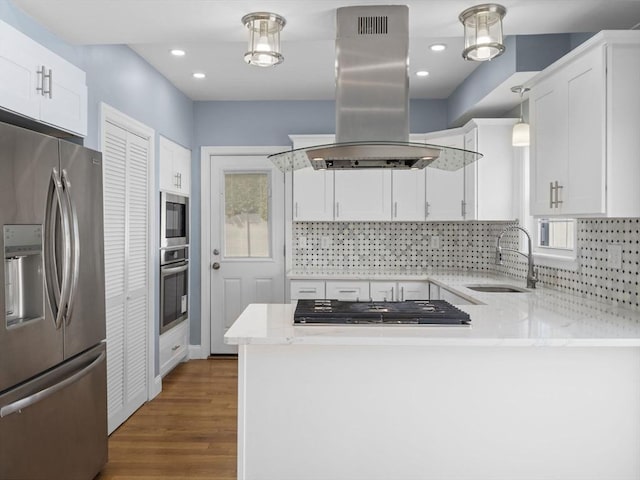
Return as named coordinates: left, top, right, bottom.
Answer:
left=293, top=218, right=640, bottom=312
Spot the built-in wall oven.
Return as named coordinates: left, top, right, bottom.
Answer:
left=160, top=246, right=188, bottom=334
left=160, top=192, right=189, bottom=248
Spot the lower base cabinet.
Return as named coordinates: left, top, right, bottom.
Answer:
left=159, top=320, right=188, bottom=377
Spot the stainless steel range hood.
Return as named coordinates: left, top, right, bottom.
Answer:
left=269, top=5, right=482, bottom=171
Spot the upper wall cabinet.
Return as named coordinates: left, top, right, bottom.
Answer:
left=291, top=135, right=335, bottom=221
left=424, top=132, right=465, bottom=221
left=159, top=136, right=191, bottom=195
left=463, top=119, right=518, bottom=221
left=0, top=20, right=87, bottom=136
left=425, top=119, right=516, bottom=221
left=529, top=31, right=640, bottom=217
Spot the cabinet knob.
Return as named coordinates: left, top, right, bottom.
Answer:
left=212, top=262, right=221, bottom=270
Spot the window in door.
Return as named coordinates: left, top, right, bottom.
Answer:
left=223, top=172, right=271, bottom=258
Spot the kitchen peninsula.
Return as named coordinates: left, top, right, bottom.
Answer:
left=225, top=273, right=640, bottom=480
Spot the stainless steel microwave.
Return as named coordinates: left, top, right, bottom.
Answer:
left=160, top=192, right=189, bottom=248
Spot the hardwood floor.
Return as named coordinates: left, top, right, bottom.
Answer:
left=96, top=358, right=238, bottom=480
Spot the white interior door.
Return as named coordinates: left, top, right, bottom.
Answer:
left=209, top=156, right=285, bottom=354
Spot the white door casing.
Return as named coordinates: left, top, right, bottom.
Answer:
left=203, top=150, right=286, bottom=355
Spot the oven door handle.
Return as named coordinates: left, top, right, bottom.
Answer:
left=161, top=263, right=188, bottom=275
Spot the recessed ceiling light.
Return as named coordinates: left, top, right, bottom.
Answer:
left=170, top=49, right=186, bottom=56
left=429, top=43, right=447, bottom=52
left=416, top=70, right=430, bottom=77
left=193, top=72, right=206, bottom=79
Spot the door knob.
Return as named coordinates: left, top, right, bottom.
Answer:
left=212, top=262, right=220, bottom=270
left=213, top=249, right=220, bottom=255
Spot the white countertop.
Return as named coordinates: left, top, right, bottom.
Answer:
left=225, top=272, right=640, bottom=347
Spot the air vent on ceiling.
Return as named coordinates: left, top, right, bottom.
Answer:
left=357, top=16, right=388, bottom=35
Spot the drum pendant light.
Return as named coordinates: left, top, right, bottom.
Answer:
left=511, top=85, right=530, bottom=147
left=459, top=4, right=506, bottom=61
left=242, top=12, right=286, bottom=67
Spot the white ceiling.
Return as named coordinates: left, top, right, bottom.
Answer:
left=12, top=0, right=640, bottom=101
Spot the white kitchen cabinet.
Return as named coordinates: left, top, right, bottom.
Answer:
left=529, top=31, right=640, bottom=217
left=0, top=19, right=87, bottom=136
left=464, top=119, right=518, bottom=221
left=159, top=136, right=191, bottom=195
left=397, top=281, right=430, bottom=300
left=424, top=133, right=465, bottom=220
left=290, top=280, right=326, bottom=300
left=291, top=135, right=335, bottom=221
left=369, top=281, right=396, bottom=301
left=159, top=320, right=188, bottom=377
left=334, top=170, right=392, bottom=221
left=293, top=167, right=334, bottom=221
left=325, top=281, right=370, bottom=301
left=391, top=170, right=426, bottom=220
left=425, top=120, right=516, bottom=221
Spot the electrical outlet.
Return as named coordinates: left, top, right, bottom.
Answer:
left=431, top=235, right=440, bottom=249
left=298, top=236, right=307, bottom=248
left=321, top=236, right=332, bottom=249
left=607, top=244, right=623, bottom=270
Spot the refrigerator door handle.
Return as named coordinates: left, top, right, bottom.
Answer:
left=0, top=350, right=106, bottom=418
left=61, top=169, right=80, bottom=325
left=44, top=168, right=71, bottom=329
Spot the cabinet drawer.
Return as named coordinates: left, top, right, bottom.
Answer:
left=290, top=280, right=325, bottom=300
left=159, top=320, right=188, bottom=377
left=325, top=281, right=370, bottom=301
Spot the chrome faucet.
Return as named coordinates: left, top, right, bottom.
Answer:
left=495, top=226, right=538, bottom=289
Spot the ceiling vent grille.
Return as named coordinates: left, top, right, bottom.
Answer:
left=357, top=16, right=388, bottom=35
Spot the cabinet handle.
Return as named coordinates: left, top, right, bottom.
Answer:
left=554, top=181, right=563, bottom=207
left=425, top=202, right=430, bottom=218
left=338, top=289, right=357, bottom=293
left=401, top=286, right=405, bottom=301
left=44, top=68, right=52, bottom=98
left=549, top=182, right=554, bottom=208
left=391, top=286, right=395, bottom=301
left=171, top=345, right=180, bottom=351
left=394, top=201, right=398, bottom=218
left=298, top=289, right=316, bottom=293
left=36, top=66, right=46, bottom=96
left=336, top=202, right=340, bottom=218
left=295, top=202, right=298, bottom=218
left=461, top=200, right=466, bottom=218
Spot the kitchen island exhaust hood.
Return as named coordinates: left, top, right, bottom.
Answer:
left=269, top=5, right=482, bottom=172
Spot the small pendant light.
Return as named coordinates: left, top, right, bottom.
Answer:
left=511, top=85, right=530, bottom=147
left=459, top=4, right=506, bottom=62
left=242, top=12, right=286, bottom=67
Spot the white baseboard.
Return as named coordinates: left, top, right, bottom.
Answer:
left=189, top=344, right=208, bottom=359
left=150, top=375, right=162, bottom=400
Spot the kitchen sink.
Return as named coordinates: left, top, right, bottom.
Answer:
left=465, top=284, right=529, bottom=293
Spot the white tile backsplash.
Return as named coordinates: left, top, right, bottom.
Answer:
left=293, top=218, right=640, bottom=312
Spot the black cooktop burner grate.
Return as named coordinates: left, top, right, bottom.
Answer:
left=294, top=299, right=471, bottom=325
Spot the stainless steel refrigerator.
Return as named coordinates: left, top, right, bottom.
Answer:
left=0, top=121, right=107, bottom=479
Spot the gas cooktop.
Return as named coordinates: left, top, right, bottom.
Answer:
left=294, top=299, right=471, bottom=325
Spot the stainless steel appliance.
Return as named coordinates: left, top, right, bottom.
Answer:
left=160, top=246, right=188, bottom=334
left=294, top=299, right=471, bottom=325
left=268, top=5, right=482, bottom=171
left=160, top=192, right=189, bottom=248
left=0, top=121, right=107, bottom=479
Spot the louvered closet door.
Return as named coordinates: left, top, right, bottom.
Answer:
left=103, top=121, right=149, bottom=434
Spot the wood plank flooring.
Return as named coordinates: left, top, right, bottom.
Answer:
left=96, top=358, right=238, bottom=480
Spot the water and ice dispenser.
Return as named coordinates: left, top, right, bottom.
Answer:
left=4, top=225, right=44, bottom=327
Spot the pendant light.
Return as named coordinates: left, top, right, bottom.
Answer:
left=459, top=4, right=506, bottom=61
left=511, top=85, right=530, bottom=147
left=242, top=12, right=286, bottom=67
